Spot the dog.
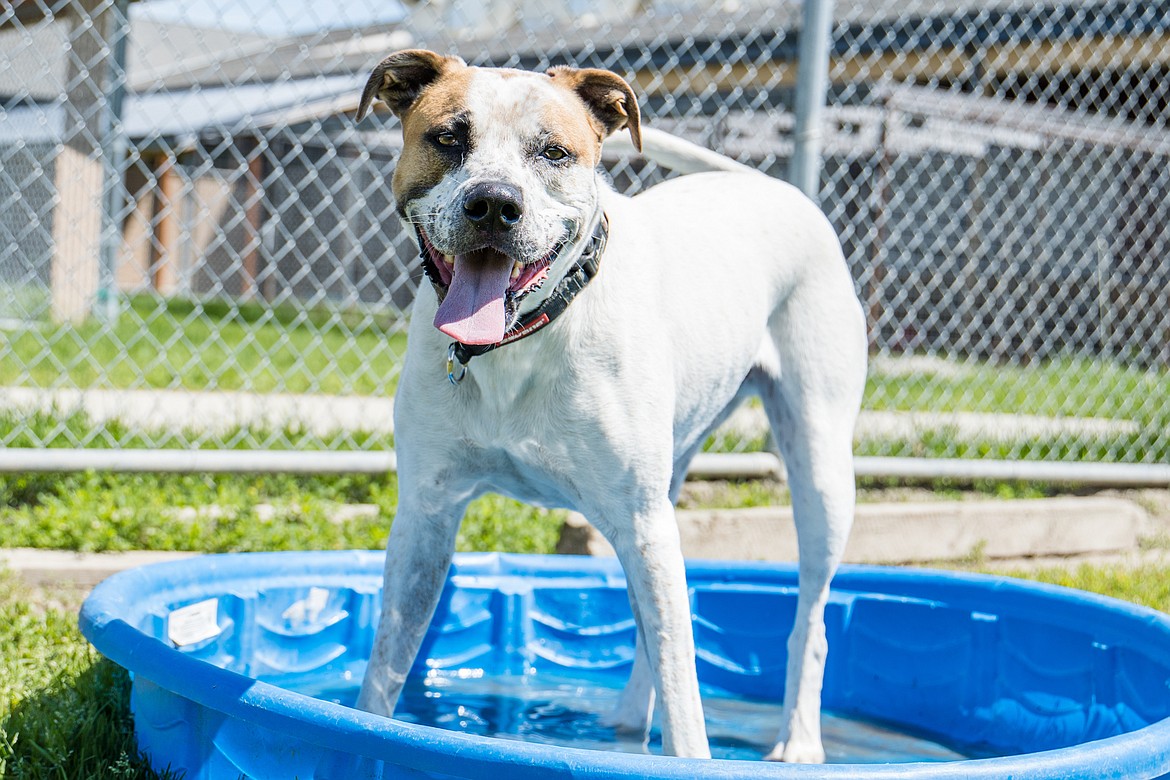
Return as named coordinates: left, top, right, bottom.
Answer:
left=353, top=50, right=867, bottom=763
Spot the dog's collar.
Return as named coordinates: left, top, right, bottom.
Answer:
left=441, top=213, right=609, bottom=383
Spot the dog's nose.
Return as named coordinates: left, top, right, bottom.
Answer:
left=462, top=182, right=524, bottom=232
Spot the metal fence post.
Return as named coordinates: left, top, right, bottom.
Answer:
left=789, top=0, right=835, bottom=202
left=97, top=0, right=131, bottom=322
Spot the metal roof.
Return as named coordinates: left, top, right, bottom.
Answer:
left=7, top=73, right=1167, bottom=162
left=123, top=0, right=1170, bottom=90
left=0, top=20, right=72, bottom=102
left=412, top=0, right=1167, bottom=71
left=0, top=73, right=364, bottom=147
left=646, top=85, right=1170, bottom=160
left=2, top=0, right=1166, bottom=155
left=5, top=0, right=1166, bottom=101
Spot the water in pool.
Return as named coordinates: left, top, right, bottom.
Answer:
left=297, top=671, right=971, bottom=763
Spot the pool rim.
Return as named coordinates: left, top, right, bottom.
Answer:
left=79, top=550, right=1170, bottom=780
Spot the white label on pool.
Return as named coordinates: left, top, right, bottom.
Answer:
left=168, top=598, right=221, bottom=647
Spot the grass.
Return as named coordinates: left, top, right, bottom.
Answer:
left=0, top=572, right=177, bottom=779
left=855, top=426, right=1170, bottom=463
left=0, top=466, right=1074, bottom=556
left=706, top=355, right=1170, bottom=463
left=702, top=424, right=1170, bottom=465
left=862, top=355, right=1170, bottom=462
left=19, top=401, right=1166, bottom=465
left=0, top=407, right=391, bottom=451
left=4, top=293, right=1169, bottom=460
left=4, top=295, right=1169, bottom=425
left=1018, top=563, right=1170, bottom=612
left=0, top=472, right=565, bottom=555
left=0, top=295, right=409, bottom=396
left=865, top=355, right=1170, bottom=423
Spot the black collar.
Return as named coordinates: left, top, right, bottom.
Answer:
left=444, top=213, right=608, bottom=369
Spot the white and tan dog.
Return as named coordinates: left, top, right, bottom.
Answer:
left=354, top=50, right=867, bottom=763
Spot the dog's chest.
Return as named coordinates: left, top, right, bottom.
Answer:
left=413, top=352, right=598, bottom=507
left=451, top=406, right=594, bottom=509
left=469, top=438, right=585, bottom=509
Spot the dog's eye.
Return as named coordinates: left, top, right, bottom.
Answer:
left=435, top=132, right=460, bottom=148
left=540, top=145, right=570, bottom=162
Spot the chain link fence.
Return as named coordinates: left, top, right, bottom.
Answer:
left=1, top=0, right=1168, bottom=469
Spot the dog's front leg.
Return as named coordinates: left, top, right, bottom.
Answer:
left=356, top=490, right=470, bottom=717
left=604, top=499, right=710, bottom=759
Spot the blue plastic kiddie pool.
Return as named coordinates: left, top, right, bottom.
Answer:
left=80, top=552, right=1170, bottom=779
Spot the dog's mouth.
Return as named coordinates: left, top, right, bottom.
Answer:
left=417, top=228, right=562, bottom=345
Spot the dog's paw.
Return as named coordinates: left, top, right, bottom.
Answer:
left=763, top=740, right=826, bottom=764
left=598, top=704, right=651, bottom=734
left=600, top=671, right=655, bottom=734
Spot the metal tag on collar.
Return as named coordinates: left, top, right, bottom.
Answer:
left=446, top=342, right=468, bottom=385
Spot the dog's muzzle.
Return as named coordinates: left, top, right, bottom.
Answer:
left=441, top=212, right=609, bottom=381
left=415, top=227, right=563, bottom=346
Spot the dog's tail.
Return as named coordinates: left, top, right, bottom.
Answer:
left=604, top=126, right=756, bottom=175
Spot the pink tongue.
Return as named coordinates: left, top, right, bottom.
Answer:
left=433, top=249, right=513, bottom=345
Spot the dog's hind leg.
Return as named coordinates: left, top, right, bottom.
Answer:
left=599, top=601, right=656, bottom=735
left=758, top=285, right=866, bottom=763
left=357, top=484, right=472, bottom=718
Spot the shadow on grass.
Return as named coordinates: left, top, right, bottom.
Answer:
left=0, top=657, right=180, bottom=780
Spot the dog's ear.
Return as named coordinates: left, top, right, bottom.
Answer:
left=547, top=66, right=642, bottom=152
left=358, top=49, right=465, bottom=121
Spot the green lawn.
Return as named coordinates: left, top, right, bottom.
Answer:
left=865, top=355, right=1170, bottom=426
left=0, top=572, right=172, bottom=780
left=0, top=407, right=392, bottom=452
left=0, top=296, right=409, bottom=396
left=4, top=294, right=1169, bottom=459
left=0, top=472, right=564, bottom=555
left=856, top=425, right=1170, bottom=463
left=705, top=355, right=1170, bottom=463
left=6, top=302, right=1170, bottom=461
left=5, top=296, right=1168, bottom=427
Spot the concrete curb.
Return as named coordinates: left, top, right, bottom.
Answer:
left=0, top=548, right=198, bottom=587
left=559, top=496, right=1150, bottom=565
left=2, top=386, right=1140, bottom=443
left=0, top=497, right=1153, bottom=588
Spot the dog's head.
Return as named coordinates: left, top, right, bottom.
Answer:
left=357, top=50, right=640, bottom=346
